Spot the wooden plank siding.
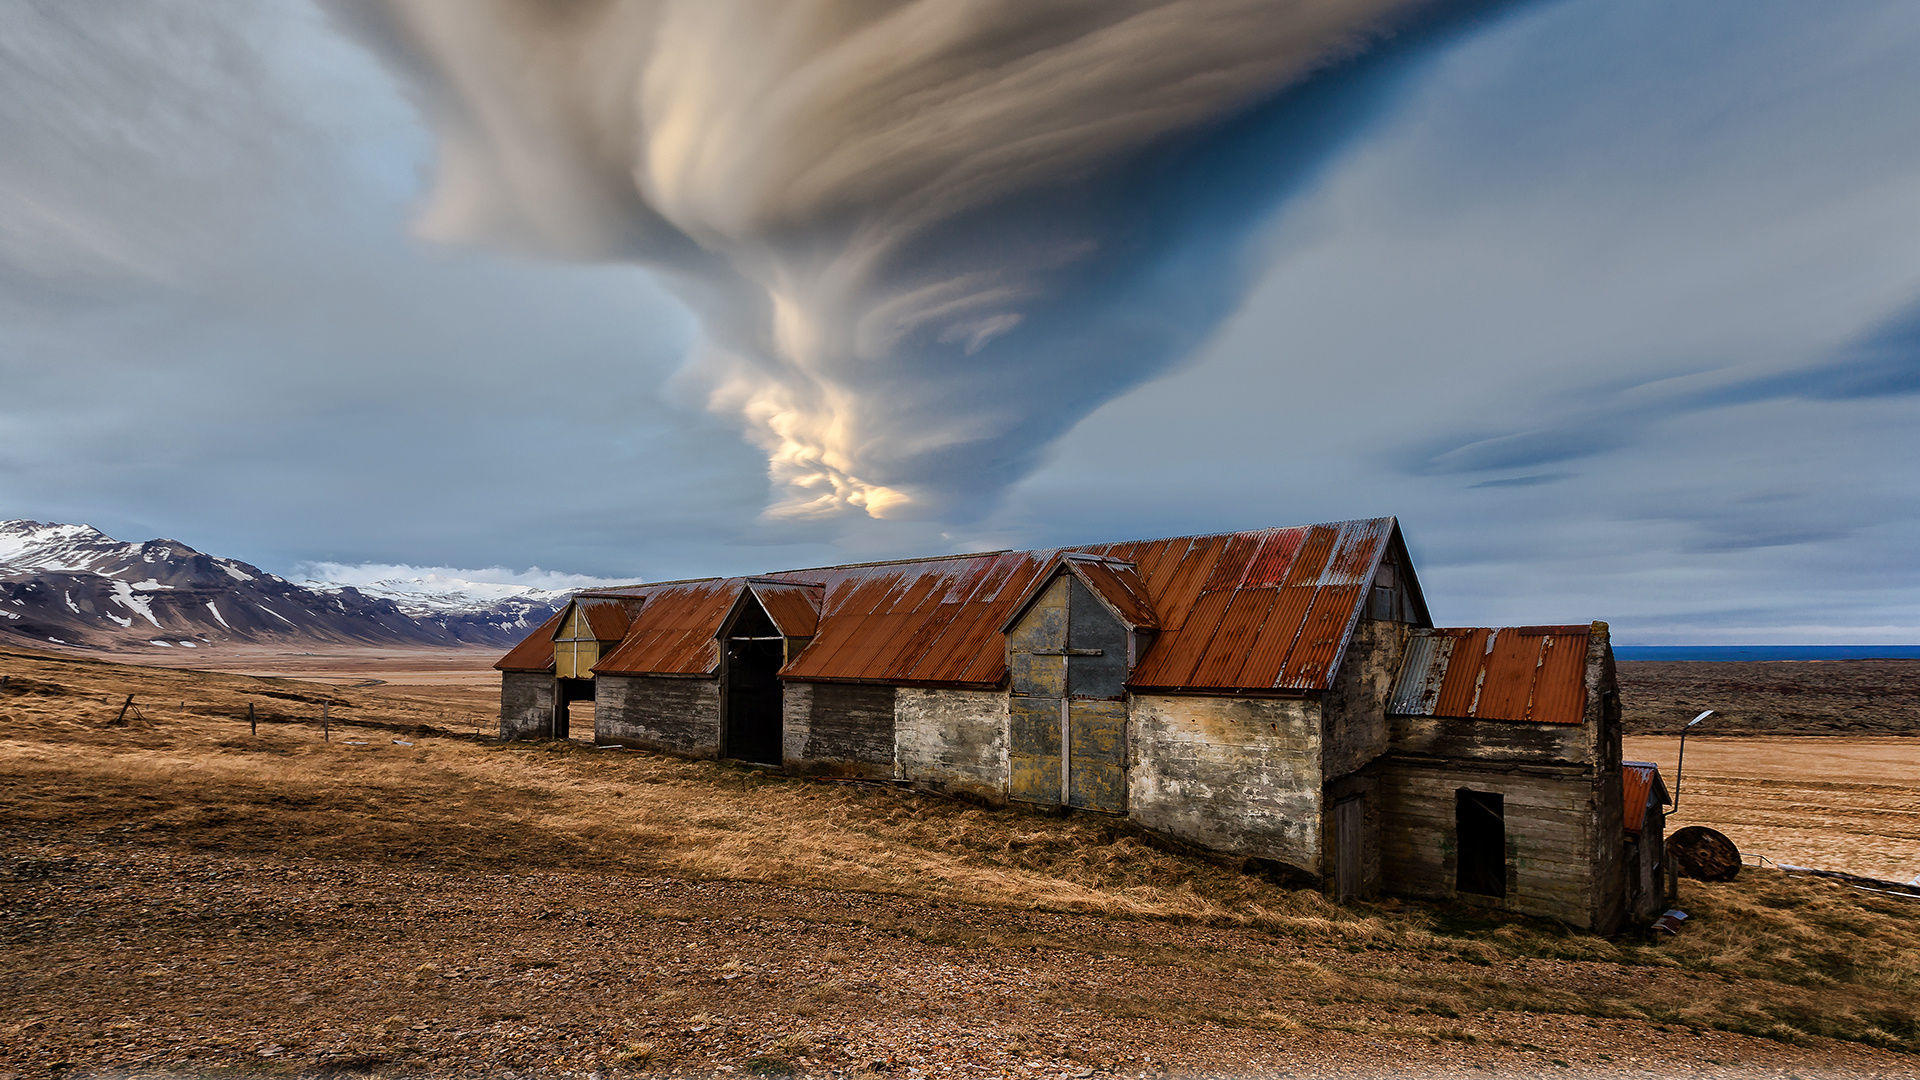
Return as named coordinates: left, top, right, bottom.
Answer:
left=783, top=681, right=897, bottom=778
left=1376, top=761, right=1605, bottom=927
left=593, top=674, right=722, bottom=757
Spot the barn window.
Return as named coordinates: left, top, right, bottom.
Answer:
left=1455, top=788, right=1506, bottom=897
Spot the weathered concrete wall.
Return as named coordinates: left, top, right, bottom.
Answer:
left=594, top=675, right=721, bottom=757
left=1323, top=618, right=1406, bottom=781
left=1129, top=694, right=1323, bottom=871
left=499, top=672, right=554, bottom=740
left=896, top=688, right=1010, bottom=801
left=1582, top=623, right=1627, bottom=932
left=783, top=681, right=897, bottom=778
left=1376, top=761, right=1606, bottom=928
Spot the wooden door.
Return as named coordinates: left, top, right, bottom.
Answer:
left=1333, top=795, right=1364, bottom=900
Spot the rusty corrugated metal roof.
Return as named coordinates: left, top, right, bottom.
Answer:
left=580, top=597, right=643, bottom=641
left=1127, top=518, right=1396, bottom=692
left=495, top=607, right=566, bottom=672
left=495, top=516, right=1411, bottom=691
left=592, top=579, right=743, bottom=677
left=1622, top=761, right=1670, bottom=837
left=1389, top=625, right=1593, bottom=725
left=999, top=554, right=1158, bottom=634
left=749, top=579, right=823, bottom=638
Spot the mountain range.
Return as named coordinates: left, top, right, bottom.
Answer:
left=0, top=520, right=574, bottom=651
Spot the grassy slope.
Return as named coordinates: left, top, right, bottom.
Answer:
left=1, top=647, right=1917, bottom=1072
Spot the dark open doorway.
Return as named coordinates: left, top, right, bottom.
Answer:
left=723, top=597, right=784, bottom=765
left=1455, top=788, right=1506, bottom=897
left=554, top=678, right=594, bottom=741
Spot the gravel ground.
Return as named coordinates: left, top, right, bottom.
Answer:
left=2, top=840, right=1914, bottom=1080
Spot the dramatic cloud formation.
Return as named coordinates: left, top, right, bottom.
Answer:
left=343, top=0, right=1482, bottom=519
left=3, top=0, right=1918, bottom=644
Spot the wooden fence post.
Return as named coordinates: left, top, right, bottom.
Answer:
left=323, top=702, right=330, bottom=742
left=248, top=702, right=256, bottom=736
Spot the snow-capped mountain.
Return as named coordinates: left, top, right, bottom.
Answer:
left=0, top=520, right=571, bottom=650
left=300, top=571, right=573, bottom=619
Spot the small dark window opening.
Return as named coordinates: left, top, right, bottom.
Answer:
left=1456, top=788, right=1506, bottom=897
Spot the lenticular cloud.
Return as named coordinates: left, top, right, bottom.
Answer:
left=343, top=0, right=1462, bottom=519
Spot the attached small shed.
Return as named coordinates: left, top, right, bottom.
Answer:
left=1383, top=625, right=1626, bottom=930
left=497, top=516, right=1654, bottom=933
left=1622, top=761, right=1675, bottom=922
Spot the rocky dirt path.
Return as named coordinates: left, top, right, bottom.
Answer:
left=3, top=839, right=1914, bottom=1080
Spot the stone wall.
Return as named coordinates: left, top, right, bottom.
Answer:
left=594, top=675, right=721, bottom=756
left=784, top=681, right=897, bottom=778
left=1128, top=694, right=1323, bottom=871
left=499, top=672, right=553, bottom=740
left=895, top=688, right=1010, bottom=801
left=1321, top=618, right=1405, bottom=780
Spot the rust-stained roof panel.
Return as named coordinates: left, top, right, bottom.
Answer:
left=491, top=516, right=1411, bottom=692
left=1068, top=556, right=1159, bottom=630
left=1390, top=625, right=1594, bottom=725
left=593, top=579, right=743, bottom=677
left=580, top=598, right=643, bottom=642
left=1622, top=761, right=1670, bottom=836
left=749, top=580, right=822, bottom=639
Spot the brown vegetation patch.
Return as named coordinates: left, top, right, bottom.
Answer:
left=0, top=647, right=1916, bottom=1078
left=1619, top=659, right=1920, bottom=736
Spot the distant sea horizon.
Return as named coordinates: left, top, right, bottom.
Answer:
left=1614, top=645, right=1920, bottom=662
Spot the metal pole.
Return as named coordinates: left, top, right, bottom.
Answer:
left=1672, top=709, right=1714, bottom=811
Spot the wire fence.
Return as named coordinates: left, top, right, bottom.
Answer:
left=0, top=671, right=497, bottom=743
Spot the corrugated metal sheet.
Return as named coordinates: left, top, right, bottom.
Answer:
left=495, top=608, right=566, bottom=672
left=1065, top=556, right=1158, bottom=630
left=495, top=516, right=1407, bottom=691
left=1125, top=519, right=1396, bottom=693
left=580, top=598, right=643, bottom=641
left=1388, top=625, right=1593, bottom=725
left=1622, top=761, right=1670, bottom=836
left=999, top=554, right=1158, bottom=636
left=592, top=579, right=744, bottom=677
left=748, top=579, right=822, bottom=639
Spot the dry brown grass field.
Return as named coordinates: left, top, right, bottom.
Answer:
left=1618, top=659, right=1920, bottom=737
left=2, top=646, right=1917, bottom=1079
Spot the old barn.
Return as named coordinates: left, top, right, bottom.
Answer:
left=497, top=517, right=1664, bottom=933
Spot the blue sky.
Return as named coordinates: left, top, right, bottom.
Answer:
left=2, top=0, right=1917, bottom=644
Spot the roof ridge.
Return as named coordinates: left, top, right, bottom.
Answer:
left=569, top=516, right=1396, bottom=593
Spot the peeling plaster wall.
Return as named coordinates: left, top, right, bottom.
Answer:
left=1323, top=618, right=1406, bottom=780
left=594, top=674, right=721, bottom=757
left=1129, top=694, right=1323, bottom=870
left=895, top=687, right=1010, bottom=801
left=499, top=672, right=553, bottom=740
